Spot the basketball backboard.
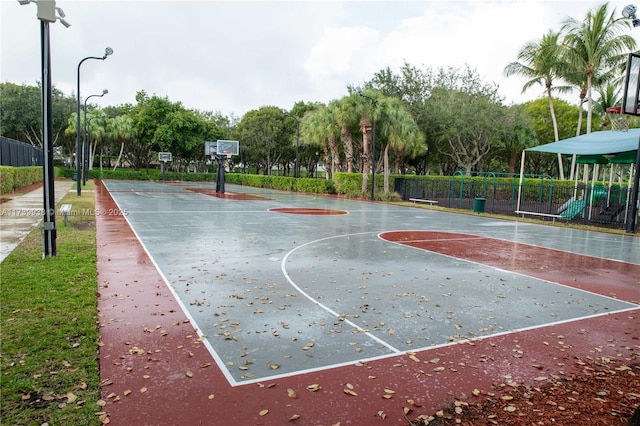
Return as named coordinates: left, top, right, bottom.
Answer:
left=622, top=53, right=640, bottom=116
left=158, top=152, right=172, bottom=162
left=205, top=141, right=217, bottom=156
left=216, top=140, right=239, bottom=156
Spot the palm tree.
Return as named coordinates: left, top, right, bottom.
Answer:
left=356, top=90, right=380, bottom=195
left=109, top=115, right=135, bottom=171
left=504, top=30, right=569, bottom=179
left=378, top=98, right=425, bottom=194
left=561, top=3, right=637, bottom=134
left=333, top=97, right=361, bottom=173
left=300, top=105, right=340, bottom=180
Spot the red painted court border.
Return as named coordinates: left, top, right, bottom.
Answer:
left=379, top=231, right=640, bottom=303
left=186, top=187, right=272, bottom=200
left=96, top=182, right=639, bottom=425
left=269, top=207, right=348, bottom=215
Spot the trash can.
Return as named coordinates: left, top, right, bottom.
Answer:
left=72, top=171, right=78, bottom=181
left=473, top=197, right=486, bottom=214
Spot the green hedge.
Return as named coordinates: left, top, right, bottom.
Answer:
left=59, top=168, right=338, bottom=194
left=0, top=166, right=48, bottom=193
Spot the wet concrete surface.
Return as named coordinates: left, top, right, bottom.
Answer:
left=0, top=180, right=74, bottom=262
left=95, top=180, right=640, bottom=425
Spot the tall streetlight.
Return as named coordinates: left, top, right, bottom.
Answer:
left=358, top=90, right=377, bottom=201
left=76, top=47, right=113, bottom=195
left=18, top=0, right=70, bottom=258
left=623, top=4, right=639, bottom=233
left=83, top=90, right=108, bottom=185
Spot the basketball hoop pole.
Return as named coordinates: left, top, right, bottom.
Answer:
left=215, top=154, right=225, bottom=194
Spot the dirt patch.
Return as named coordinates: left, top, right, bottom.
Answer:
left=71, top=221, right=95, bottom=231
left=409, top=359, right=640, bottom=426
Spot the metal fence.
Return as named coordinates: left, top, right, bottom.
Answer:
left=394, top=175, right=633, bottom=229
left=0, top=137, right=43, bottom=167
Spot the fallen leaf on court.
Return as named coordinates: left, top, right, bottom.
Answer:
left=186, top=370, right=193, bottom=378
left=377, top=410, right=387, bottom=419
left=306, top=384, right=322, bottom=392
left=208, top=394, right=214, bottom=399
left=287, top=388, right=298, bottom=399
left=290, top=414, right=300, bottom=421
left=270, top=364, right=280, bottom=370
left=140, top=387, right=147, bottom=393
left=303, top=341, right=315, bottom=350
left=409, top=354, right=420, bottom=362
left=259, top=409, right=269, bottom=416
left=129, top=346, right=144, bottom=355
left=344, top=388, right=358, bottom=396
left=384, top=388, right=396, bottom=394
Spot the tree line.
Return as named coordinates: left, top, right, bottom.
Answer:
left=1, top=2, right=638, bottom=196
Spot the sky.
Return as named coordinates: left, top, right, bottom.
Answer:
left=1, top=0, right=639, bottom=119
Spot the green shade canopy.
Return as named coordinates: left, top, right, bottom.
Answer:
left=527, top=128, right=639, bottom=155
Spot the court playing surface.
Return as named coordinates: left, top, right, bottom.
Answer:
left=100, top=180, right=640, bottom=387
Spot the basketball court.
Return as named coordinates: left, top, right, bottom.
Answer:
left=95, top=179, right=639, bottom=424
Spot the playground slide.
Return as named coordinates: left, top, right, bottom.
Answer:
left=559, top=199, right=587, bottom=220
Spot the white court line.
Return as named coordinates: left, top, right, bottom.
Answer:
left=280, top=232, right=402, bottom=355
left=378, top=230, right=640, bottom=308
left=103, top=184, right=639, bottom=387
left=103, top=182, right=239, bottom=386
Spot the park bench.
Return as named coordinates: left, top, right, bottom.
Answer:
left=59, top=204, right=72, bottom=225
left=409, top=198, right=438, bottom=206
left=514, top=210, right=562, bottom=223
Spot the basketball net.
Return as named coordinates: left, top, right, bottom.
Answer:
left=605, top=106, right=629, bottom=132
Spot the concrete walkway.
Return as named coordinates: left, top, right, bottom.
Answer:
left=0, top=180, right=75, bottom=263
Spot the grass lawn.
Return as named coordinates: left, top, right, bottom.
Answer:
left=1, top=181, right=102, bottom=425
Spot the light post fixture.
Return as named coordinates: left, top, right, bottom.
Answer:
left=358, top=90, right=377, bottom=201
left=623, top=4, right=640, bottom=26
left=18, top=0, right=70, bottom=258
left=76, top=47, right=113, bottom=195
left=83, top=90, right=108, bottom=185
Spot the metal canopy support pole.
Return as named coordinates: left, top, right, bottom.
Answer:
left=516, top=150, right=526, bottom=212
left=626, top=134, right=640, bottom=233
left=41, top=19, right=56, bottom=257
left=371, top=118, right=376, bottom=201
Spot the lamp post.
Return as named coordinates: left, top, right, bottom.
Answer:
left=623, top=4, right=639, bottom=233
left=76, top=47, right=113, bottom=195
left=18, top=0, right=70, bottom=257
left=358, top=90, right=377, bottom=201
left=83, top=90, right=108, bottom=185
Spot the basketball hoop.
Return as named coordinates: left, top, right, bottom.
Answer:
left=605, top=106, right=629, bottom=131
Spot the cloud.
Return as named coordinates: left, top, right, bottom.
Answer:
left=2, top=0, right=637, bottom=117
